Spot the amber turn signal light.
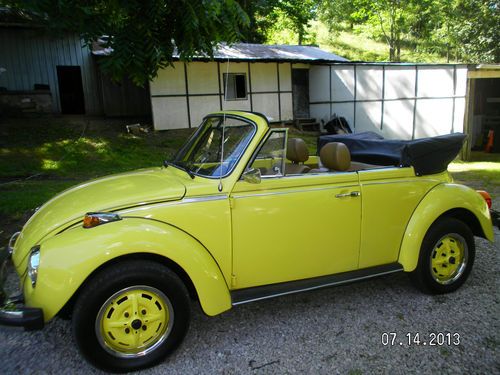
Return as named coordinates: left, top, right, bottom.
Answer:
left=83, top=212, right=121, bottom=228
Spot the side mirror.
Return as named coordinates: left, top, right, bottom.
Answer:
left=242, top=168, right=261, bottom=184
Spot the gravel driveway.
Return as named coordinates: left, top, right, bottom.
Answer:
left=1, top=232, right=498, bottom=374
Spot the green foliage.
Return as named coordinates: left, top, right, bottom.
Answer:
left=318, top=0, right=499, bottom=63
left=5, top=0, right=249, bottom=85
left=239, top=0, right=316, bottom=45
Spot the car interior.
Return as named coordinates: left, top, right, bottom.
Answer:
left=285, top=138, right=382, bottom=175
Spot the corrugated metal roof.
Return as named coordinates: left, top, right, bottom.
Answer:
left=210, top=43, right=348, bottom=62
left=92, top=42, right=348, bottom=62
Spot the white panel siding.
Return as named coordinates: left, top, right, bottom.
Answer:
left=279, top=63, right=292, bottom=92
left=382, top=100, right=414, bottom=140
left=250, top=63, right=278, bottom=92
left=189, top=96, right=220, bottom=127
left=0, top=28, right=102, bottom=114
left=280, top=93, right=293, bottom=120
left=151, top=97, right=189, bottom=130
left=455, top=66, right=468, bottom=96
left=309, top=65, right=329, bottom=103
left=356, top=66, right=383, bottom=100
left=187, top=62, right=219, bottom=94
left=384, top=66, right=415, bottom=99
left=252, top=93, right=279, bottom=121
left=453, top=97, right=466, bottom=133
left=331, top=66, right=354, bottom=101
left=417, top=66, right=454, bottom=97
left=355, top=102, right=382, bottom=134
left=414, top=98, right=454, bottom=138
left=150, top=62, right=186, bottom=96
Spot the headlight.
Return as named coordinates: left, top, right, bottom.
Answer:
left=83, top=212, right=121, bottom=228
left=28, top=246, right=40, bottom=287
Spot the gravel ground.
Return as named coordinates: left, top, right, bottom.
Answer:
left=1, top=227, right=498, bottom=375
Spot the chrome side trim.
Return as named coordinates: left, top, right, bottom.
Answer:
left=231, top=263, right=403, bottom=306
left=360, top=179, right=434, bottom=186
left=182, top=195, right=229, bottom=203
left=119, top=195, right=229, bottom=214
left=232, top=184, right=358, bottom=199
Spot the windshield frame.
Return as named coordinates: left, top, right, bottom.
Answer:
left=171, top=114, right=258, bottom=180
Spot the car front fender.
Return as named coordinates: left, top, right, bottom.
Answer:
left=398, top=183, right=494, bottom=272
left=24, top=218, right=232, bottom=321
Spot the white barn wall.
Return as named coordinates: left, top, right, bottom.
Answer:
left=310, top=63, right=468, bottom=140
left=150, top=61, right=294, bottom=130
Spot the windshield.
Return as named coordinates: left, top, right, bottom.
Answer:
left=172, top=115, right=256, bottom=178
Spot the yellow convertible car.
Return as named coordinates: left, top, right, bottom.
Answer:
left=0, top=111, right=495, bottom=372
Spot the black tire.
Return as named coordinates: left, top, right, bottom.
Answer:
left=410, top=217, right=475, bottom=294
left=72, top=260, right=190, bottom=373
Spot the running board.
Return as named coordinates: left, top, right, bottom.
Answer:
left=231, top=263, right=403, bottom=306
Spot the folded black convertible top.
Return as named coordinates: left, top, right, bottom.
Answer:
left=318, top=132, right=467, bottom=176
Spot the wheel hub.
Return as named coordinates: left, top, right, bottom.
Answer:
left=131, top=319, right=142, bottom=330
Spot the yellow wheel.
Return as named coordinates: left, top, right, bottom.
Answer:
left=96, top=286, right=173, bottom=358
left=430, top=234, right=468, bottom=285
left=411, top=217, right=475, bottom=294
left=73, top=260, right=190, bottom=372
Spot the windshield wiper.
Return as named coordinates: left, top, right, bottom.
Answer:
left=163, top=160, right=195, bottom=179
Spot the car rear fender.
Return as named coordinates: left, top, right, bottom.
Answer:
left=398, top=183, right=494, bottom=272
left=25, top=217, right=232, bottom=321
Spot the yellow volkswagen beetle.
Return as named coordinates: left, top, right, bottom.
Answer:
left=0, top=111, right=495, bottom=372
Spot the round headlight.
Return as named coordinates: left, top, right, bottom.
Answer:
left=28, top=246, right=40, bottom=287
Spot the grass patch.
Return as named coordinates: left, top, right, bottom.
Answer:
left=0, top=117, right=193, bottom=180
left=0, top=180, right=82, bottom=217
left=0, top=117, right=194, bottom=218
left=449, top=152, right=500, bottom=191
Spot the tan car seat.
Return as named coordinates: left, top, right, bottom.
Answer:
left=286, top=138, right=310, bottom=174
left=310, top=142, right=351, bottom=172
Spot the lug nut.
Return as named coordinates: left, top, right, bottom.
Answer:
left=142, top=309, right=146, bottom=315
left=125, top=328, right=130, bottom=334
left=124, top=312, right=129, bottom=318
left=142, top=325, right=147, bottom=331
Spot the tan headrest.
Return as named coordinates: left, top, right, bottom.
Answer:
left=320, top=142, right=351, bottom=171
left=286, top=138, right=309, bottom=163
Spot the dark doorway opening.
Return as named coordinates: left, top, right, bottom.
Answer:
left=292, top=69, right=310, bottom=119
left=57, top=66, right=85, bottom=114
left=469, top=78, right=500, bottom=153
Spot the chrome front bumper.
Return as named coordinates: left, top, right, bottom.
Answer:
left=0, top=233, right=44, bottom=331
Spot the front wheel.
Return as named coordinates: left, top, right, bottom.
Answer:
left=72, top=260, right=190, bottom=372
left=410, top=217, right=475, bottom=294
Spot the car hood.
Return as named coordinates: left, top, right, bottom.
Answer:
left=12, top=168, right=186, bottom=267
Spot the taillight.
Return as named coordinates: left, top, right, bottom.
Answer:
left=477, top=190, right=492, bottom=209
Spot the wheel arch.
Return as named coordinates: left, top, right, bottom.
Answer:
left=58, top=252, right=199, bottom=320
left=398, top=183, right=494, bottom=272
left=28, top=217, right=232, bottom=322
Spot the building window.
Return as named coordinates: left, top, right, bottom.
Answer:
left=223, top=73, right=247, bottom=100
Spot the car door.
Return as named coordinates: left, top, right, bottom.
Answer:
left=230, top=130, right=362, bottom=290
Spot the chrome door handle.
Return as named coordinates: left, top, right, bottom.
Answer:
left=335, top=191, right=361, bottom=198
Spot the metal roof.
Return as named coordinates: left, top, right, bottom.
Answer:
left=209, top=43, right=348, bottom=62
left=92, top=41, right=348, bottom=62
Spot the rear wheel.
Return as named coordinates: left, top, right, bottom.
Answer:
left=410, top=217, right=475, bottom=294
left=72, top=260, right=190, bottom=372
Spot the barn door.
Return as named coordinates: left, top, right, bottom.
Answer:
left=292, top=69, right=310, bottom=119
left=57, top=66, right=85, bottom=114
